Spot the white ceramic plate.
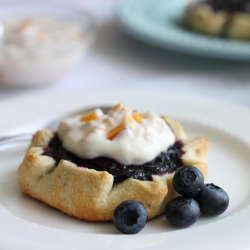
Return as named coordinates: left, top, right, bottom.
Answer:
left=1, top=88, right=250, bottom=249
left=117, top=0, right=250, bottom=61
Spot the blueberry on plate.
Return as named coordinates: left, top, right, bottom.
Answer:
left=173, top=166, right=204, bottom=197
left=113, top=200, right=148, bottom=234
left=194, top=183, right=229, bottom=215
left=165, top=196, right=200, bottom=227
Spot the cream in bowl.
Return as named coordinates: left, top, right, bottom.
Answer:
left=0, top=2, right=94, bottom=87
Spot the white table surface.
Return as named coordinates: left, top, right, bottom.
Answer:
left=1, top=2, right=250, bottom=249
left=0, top=0, right=250, bottom=108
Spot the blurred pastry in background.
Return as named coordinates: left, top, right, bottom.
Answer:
left=184, top=0, right=250, bottom=40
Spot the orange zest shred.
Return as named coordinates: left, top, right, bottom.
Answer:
left=80, top=111, right=98, bottom=122
left=112, top=103, right=121, bottom=111
left=107, top=125, right=126, bottom=140
left=112, top=103, right=127, bottom=112
left=133, top=110, right=142, bottom=123
left=123, top=115, right=134, bottom=124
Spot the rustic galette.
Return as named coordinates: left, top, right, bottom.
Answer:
left=18, top=103, right=209, bottom=221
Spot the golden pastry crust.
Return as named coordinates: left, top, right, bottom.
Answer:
left=184, top=1, right=250, bottom=40
left=18, top=117, right=209, bottom=221
left=227, top=12, right=250, bottom=40
left=184, top=3, right=228, bottom=36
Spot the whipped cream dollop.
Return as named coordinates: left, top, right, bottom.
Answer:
left=1, top=17, right=82, bottom=55
left=58, top=104, right=176, bottom=165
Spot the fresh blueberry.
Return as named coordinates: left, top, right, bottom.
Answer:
left=165, top=197, right=200, bottom=227
left=113, top=200, right=148, bottom=234
left=173, top=166, right=204, bottom=197
left=194, top=183, right=229, bottom=215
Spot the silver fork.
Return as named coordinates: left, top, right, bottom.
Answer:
left=0, top=106, right=111, bottom=146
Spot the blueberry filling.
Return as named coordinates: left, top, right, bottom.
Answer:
left=43, top=135, right=184, bottom=183
left=208, top=0, right=250, bottom=13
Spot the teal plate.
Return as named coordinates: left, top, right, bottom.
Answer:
left=117, top=0, right=250, bottom=61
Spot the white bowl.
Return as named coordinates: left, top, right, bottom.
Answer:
left=0, top=0, right=94, bottom=87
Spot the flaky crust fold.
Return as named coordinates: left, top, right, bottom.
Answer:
left=18, top=117, right=209, bottom=221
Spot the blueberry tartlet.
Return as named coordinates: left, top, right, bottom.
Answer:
left=184, top=0, right=250, bottom=40
left=18, top=103, right=209, bottom=221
